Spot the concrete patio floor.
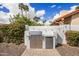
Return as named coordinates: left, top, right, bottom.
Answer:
left=21, top=49, right=60, bottom=56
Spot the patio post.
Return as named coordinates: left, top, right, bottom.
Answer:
left=25, top=25, right=30, bottom=49
left=24, top=31, right=27, bottom=45
left=42, top=37, right=46, bottom=49
left=25, top=30, right=30, bottom=49
left=53, top=36, right=55, bottom=49
left=27, top=37, right=30, bottom=49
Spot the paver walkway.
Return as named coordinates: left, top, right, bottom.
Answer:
left=21, top=49, right=60, bottom=56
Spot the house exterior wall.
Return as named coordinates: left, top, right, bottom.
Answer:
left=64, top=16, right=72, bottom=24
left=64, top=25, right=79, bottom=31
left=71, top=13, right=79, bottom=25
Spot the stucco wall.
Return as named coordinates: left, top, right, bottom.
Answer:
left=71, top=13, right=79, bottom=25
left=25, top=25, right=67, bottom=49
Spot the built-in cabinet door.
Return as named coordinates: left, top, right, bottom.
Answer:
left=46, top=37, right=53, bottom=49
left=30, top=36, right=43, bottom=49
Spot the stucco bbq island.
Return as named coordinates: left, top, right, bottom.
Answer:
left=24, top=25, right=67, bottom=49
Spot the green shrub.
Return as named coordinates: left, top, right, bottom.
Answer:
left=0, top=24, right=25, bottom=45
left=66, top=31, right=79, bottom=46
left=0, top=16, right=41, bottom=44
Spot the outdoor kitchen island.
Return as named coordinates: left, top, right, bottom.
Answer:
left=24, top=25, right=57, bottom=49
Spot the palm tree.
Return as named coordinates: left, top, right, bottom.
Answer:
left=19, top=3, right=24, bottom=16
left=19, top=3, right=29, bottom=16
left=75, top=6, right=79, bottom=10
left=33, top=17, right=40, bottom=22
left=43, top=20, right=47, bottom=25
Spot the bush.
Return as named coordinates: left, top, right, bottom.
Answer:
left=66, top=31, right=79, bottom=46
left=0, top=24, right=25, bottom=45
left=0, top=15, right=41, bottom=44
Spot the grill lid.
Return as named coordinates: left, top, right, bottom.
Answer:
left=29, top=31, right=42, bottom=36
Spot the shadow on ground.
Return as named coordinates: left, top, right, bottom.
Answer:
left=0, top=43, right=26, bottom=56
left=57, top=45, right=79, bottom=56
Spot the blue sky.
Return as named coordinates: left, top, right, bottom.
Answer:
left=0, top=3, right=79, bottom=22
left=30, top=3, right=79, bottom=20
left=0, top=4, right=9, bottom=13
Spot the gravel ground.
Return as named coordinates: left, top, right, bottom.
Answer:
left=0, top=43, right=26, bottom=56
left=1, top=43, right=79, bottom=56
left=57, top=45, right=79, bottom=56
left=22, top=49, right=60, bottom=56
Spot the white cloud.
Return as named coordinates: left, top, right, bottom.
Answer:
left=0, top=3, right=45, bottom=24
left=52, top=5, right=79, bottom=23
left=69, top=5, right=79, bottom=12
left=0, top=5, right=4, bottom=9
left=3, top=3, right=21, bottom=16
left=52, top=10, right=70, bottom=22
left=0, top=3, right=20, bottom=24
left=51, top=13, right=61, bottom=22
left=37, top=20, right=43, bottom=24
left=53, top=14, right=60, bottom=19
left=71, top=5, right=77, bottom=10
left=36, top=10, right=45, bottom=17
left=0, top=11, right=10, bottom=24
left=40, top=16, right=44, bottom=20
left=0, top=11, right=6, bottom=17
left=0, top=3, right=35, bottom=24
left=50, top=5, right=56, bottom=8
left=27, top=5, right=35, bottom=19
left=44, top=20, right=52, bottom=25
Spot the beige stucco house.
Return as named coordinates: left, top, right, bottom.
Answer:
left=51, top=9, right=79, bottom=25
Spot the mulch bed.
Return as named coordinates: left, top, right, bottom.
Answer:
left=57, top=45, right=79, bottom=56
left=0, top=43, right=26, bottom=56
